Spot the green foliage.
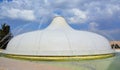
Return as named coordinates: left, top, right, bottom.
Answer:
left=0, top=23, right=13, bottom=49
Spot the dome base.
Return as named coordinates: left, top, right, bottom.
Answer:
left=3, top=53, right=115, bottom=61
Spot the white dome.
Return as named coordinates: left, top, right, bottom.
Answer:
left=3, top=17, right=114, bottom=56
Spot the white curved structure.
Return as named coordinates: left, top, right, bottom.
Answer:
left=3, top=17, right=114, bottom=56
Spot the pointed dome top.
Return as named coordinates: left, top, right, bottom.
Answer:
left=46, top=16, right=73, bottom=30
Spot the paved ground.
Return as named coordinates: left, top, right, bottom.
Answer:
left=0, top=57, right=70, bottom=70
left=0, top=51, right=120, bottom=70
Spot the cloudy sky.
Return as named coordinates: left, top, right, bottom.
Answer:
left=0, top=0, right=120, bottom=40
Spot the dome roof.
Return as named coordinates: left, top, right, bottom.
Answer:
left=3, top=17, right=114, bottom=56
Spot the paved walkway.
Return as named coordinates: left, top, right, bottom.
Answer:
left=0, top=57, right=70, bottom=70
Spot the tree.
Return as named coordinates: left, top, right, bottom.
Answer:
left=0, top=23, right=13, bottom=49
left=111, top=44, right=115, bottom=49
left=115, top=44, right=120, bottom=49
left=111, top=43, right=120, bottom=49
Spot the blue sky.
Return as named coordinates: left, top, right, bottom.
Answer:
left=0, top=0, right=120, bottom=40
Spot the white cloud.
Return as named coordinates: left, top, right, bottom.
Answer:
left=85, top=1, right=120, bottom=21
left=4, top=8, right=35, bottom=21
left=0, top=0, right=120, bottom=24
left=89, top=22, right=99, bottom=31
left=68, top=8, right=87, bottom=23
left=106, top=4, right=120, bottom=16
left=72, top=9, right=86, bottom=19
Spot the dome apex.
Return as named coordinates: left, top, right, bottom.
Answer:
left=46, top=16, right=72, bottom=30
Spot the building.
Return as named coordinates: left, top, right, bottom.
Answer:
left=2, top=17, right=114, bottom=60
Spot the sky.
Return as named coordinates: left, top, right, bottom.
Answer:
left=0, top=0, right=120, bottom=40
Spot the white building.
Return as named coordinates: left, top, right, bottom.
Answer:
left=3, top=17, right=114, bottom=60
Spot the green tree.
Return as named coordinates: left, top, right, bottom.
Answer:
left=0, top=23, right=13, bottom=49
